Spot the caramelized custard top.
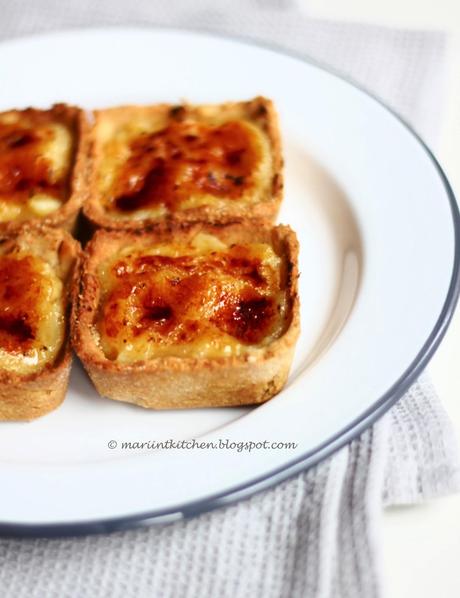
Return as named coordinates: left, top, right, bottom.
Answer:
left=108, top=120, right=263, bottom=214
left=0, top=110, right=71, bottom=205
left=98, top=235, right=287, bottom=361
left=0, top=249, right=65, bottom=374
left=0, top=255, right=46, bottom=353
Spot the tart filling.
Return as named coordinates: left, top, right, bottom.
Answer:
left=0, top=108, right=74, bottom=222
left=97, top=233, right=288, bottom=362
left=0, top=250, right=64, bottom=374
left=97, top=112, right=272, bottom=220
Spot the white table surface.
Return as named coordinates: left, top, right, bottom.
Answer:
left=301, top=1, right=460, bottom=596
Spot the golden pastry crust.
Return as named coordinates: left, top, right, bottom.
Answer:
left=82, top=97, right=283, bottom=231
left=71, top=223, right=299, bottom=409
left=0, top=225, right=81, bottom=420
left=0, top=104, right=88, bottom=234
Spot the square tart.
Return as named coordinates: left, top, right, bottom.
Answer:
left=82, top=97, right=283, bottom=230
left=0, top=104, right=88, bottom=233
left=0, top=225, right=81, bottom=420
left=71, top=223, right=299, bottom=409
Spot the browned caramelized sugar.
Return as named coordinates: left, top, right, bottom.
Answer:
left=111, top=121, right=260, bottom=213
left=0, top=111, right=68, bottom=203
left=100, top=246, right=282, bottom=347
left=0, top=255, right=44, bottom=352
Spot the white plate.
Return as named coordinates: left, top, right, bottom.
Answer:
left=0, top=28, right=458, bottom=535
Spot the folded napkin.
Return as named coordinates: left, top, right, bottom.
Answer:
left=1, top=2, right=459, bottom=597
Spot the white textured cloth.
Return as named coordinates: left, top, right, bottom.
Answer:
left=0, top=3, right=459, bottom=598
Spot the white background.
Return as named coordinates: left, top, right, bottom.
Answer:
left=301, top=1, right=460, bottom=596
